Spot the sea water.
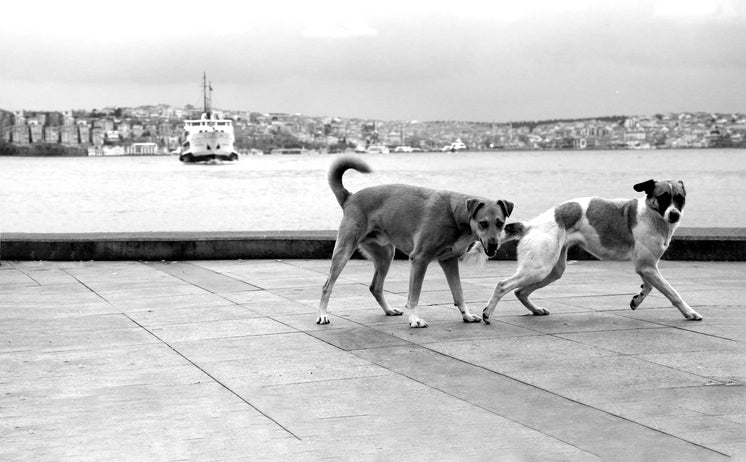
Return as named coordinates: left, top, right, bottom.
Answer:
left=1, top=149, right=744, bottom=233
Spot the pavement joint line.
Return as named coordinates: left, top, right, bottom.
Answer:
left=63, top=265, right=303, bottom=441
left=535, top=327, right=737, bottom=395
left=122, top=313, right=303, bottom=441
left=10, top=263, right=42, bottom=287
left=560, top=337, right=733, bottom=386
left=156, top=261, right=262, bottom=293
left=604, top=311, right=742, bottom=343
left=351, top=318, right=732, bottom=455
left=366, top=337, right=731, bottom=458
left=346, top=345, right=597, bottom=458
left=147, top=262, right=268, bottom=312
left=261, top=373, right=393, bottom=390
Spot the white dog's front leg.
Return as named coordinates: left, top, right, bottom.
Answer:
left=637, top=266, right=702, bottom=321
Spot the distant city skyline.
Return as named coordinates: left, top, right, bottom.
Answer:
left=2, top=0, right=745, bottom=122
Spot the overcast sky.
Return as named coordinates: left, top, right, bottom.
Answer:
left=1, top=0, right=744, bottom=122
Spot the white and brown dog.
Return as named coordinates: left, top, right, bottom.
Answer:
left=317, top=156, right=514, bottom=328
left=477, top=179, right=702, bottom=323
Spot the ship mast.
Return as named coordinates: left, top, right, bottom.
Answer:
left=202, top=72, right=213, bottom=117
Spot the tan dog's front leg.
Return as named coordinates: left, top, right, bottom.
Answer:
left=406, top=258, right=430, bottom=328
left=439, top=257, right=481, bottom=323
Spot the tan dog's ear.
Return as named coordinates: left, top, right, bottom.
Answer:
left=466, top=198, right=485, bottom=219
left=497, top=199, right=514, bottom=217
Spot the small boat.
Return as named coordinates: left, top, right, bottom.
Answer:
left=179, top=73, right=239, bottom=163
left=366, top=145, right=390, bottom=154
left=441, top=138, right=467, bottom=152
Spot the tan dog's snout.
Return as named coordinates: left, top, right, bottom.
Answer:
left=484, top=238, right=499, bottom=257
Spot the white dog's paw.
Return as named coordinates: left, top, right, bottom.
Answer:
left=462, top=312, right=482, bottom=323
left=316, top=314, right=331, bottom=325
left=385, top=308, right=404, bottom=316
left=409, top=317, right=429, bottom=328
left=685, top=310, right=703, bottom=321
left=630, top=294, right=644, bottom=310
left=482, top=308, right=492, bottom=324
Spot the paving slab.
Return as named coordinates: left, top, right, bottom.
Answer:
left=0, top=258, right=743, bottom=460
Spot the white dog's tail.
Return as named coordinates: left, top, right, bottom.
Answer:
left=460, top=222, right=529, bottom=265
left=328, top=156, right=372, bottom=207
left=460, top=242, right=490, bottom=266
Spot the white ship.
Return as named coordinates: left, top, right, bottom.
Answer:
left=179, top=74, right=239, bottom=163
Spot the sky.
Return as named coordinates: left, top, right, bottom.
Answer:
left=1, top=0, right=745, bottom=122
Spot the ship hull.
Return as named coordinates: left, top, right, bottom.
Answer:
left=180, top=119, right=238, bottom=163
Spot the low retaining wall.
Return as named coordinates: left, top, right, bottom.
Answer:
left=1, top=228, right=745, bottom=261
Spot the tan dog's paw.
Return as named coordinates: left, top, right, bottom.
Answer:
left=462, top=313, right=482, bottom=323
left=685, top=311, right=703, bottom=321
left=409, top=317, right=428, bottom=328
left=482, top=308, right=491, bottom=324
left=532, top=307, right=550, bottom=316
left=385, top=308, right=404, bottom=316
left=316, top=315, right=332, bottom=325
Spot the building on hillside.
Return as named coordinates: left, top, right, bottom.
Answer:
left=29, top=120, right=43, bottom=143
left=78, top=123, right=90, bottom=144
left=91, top=128, right=105, bottom=146
left=127, top=142, right=158, bottom=155
left=61, top=126, right=79, bottom=145
left=11, top=125, right=29, bottom=145
left=44, top=125, right=60, bottom=143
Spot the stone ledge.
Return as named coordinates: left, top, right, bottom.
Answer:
left=1, top=228, right=745, bottom=261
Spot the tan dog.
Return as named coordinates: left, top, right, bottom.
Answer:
left=317, top=156, right=514, bottom=328
left=475, top=179, right=701, bottom=323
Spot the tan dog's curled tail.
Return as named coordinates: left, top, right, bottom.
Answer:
left=328, top=156, right=372, bottom=207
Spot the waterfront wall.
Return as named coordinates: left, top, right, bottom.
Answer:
left=1, top=228, right=744, bottom=261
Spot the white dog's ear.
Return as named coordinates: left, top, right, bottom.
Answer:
left=633, top=179, right=656, bottom=195
left=497, top=199, right=514, bottom=217
left=466, top=198, right=484, bottom=218
left=678, top=180, right=686, bottom=195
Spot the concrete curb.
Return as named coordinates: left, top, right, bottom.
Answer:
left=1, top=228, right=745, bottom=261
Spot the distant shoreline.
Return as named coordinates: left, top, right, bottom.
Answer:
left=1, top=143, right=745, bottom=157
left=0, top=142, right=86, bottom=157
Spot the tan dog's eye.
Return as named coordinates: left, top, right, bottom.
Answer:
left=478, top=221, right=489, bottom=229
left=496, top=219, right=504, bottom=228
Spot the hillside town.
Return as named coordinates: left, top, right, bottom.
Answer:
left=0, top=106, right=744, bottom=156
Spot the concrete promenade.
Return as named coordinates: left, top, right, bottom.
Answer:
left=1, top=258, right=744, bottom=460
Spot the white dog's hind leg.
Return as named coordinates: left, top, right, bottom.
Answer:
left=483, top=234, right=560, bottom=323
left=630, top=280, right=653, bottom=310
left=482, top=271, right=550, bottom=323
left=514, top=245, right=569, bottom=316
